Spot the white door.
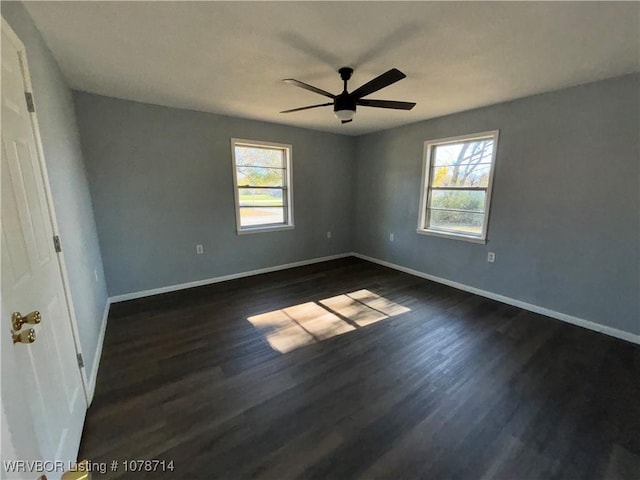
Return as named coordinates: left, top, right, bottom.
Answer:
left=1, top=20, right=86, bottom=478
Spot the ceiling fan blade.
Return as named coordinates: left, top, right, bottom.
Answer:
left=280, top=102, right=333, bottom=113
left=283, top=79, right=335, bottom=99
left=341, top=119, right=353, bottom=124
left=350, top=68, right=406, bottom=99
left=357, top=99, right=416, bottom=110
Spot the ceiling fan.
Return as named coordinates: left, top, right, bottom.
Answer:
left=281, top=67, right=416, bottom=124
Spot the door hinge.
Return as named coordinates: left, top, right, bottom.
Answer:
left=53, top=235, right=62, bottom=253
left=77, top=353, right=84, bottom=369
left=25, top=92, right=35, bottom=113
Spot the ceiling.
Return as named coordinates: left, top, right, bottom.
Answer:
left=24, top=1, right=640, bottom=136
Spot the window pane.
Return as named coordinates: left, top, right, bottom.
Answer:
left=430, top=190, right=486, bottom=213
left=238, top=188, right=284, bottom=207
left=235, top=145, right=284, bottom=168
left=236, top=166, right=284, bottom=187
left=431, top=164, right=491, bottom=188
left=240, top=207, right=284, bottom=227
left=427, top=209, right=484, bottom=236
left=432, top=139, right=494, bottom=167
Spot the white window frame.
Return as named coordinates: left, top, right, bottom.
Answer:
left=417, top=130, right=499, bottom=244
left=231, top=138, right=294, bottom=234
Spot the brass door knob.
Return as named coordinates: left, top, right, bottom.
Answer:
left=62, top=459, right=92, bottom=480
left=12, top=311, right=41, bottom=331
left=12, top=328, right=36, bottom=344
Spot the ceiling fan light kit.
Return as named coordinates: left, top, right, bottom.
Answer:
left=281, top=66, right=415, bottom=124
left=335, top=109, right=355, bottom=122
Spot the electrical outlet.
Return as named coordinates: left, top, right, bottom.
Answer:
left=326, top=231, right=332, bottom=239
left=487, top=252, right=495, bottom=263
left=196, top=244, right=204, bottom=255
left=389, top=233, right=395, bottom=242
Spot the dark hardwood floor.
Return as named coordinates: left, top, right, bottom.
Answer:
left=80, top=257, right=640, bottom=479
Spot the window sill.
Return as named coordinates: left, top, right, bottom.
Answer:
left=416, top=228, right=487, bottom=244
left=237, top=225, right=295, bottom=235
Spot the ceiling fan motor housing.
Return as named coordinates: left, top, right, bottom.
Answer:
left=334, top=93, right=356, bottom=113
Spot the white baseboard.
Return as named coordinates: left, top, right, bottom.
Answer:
left=352, top=253, right=640, bottom=345
left=87, top=298, right=110, bottom=405
left=109, top=253, right=352, bottom=303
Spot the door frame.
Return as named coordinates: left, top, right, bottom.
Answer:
left=2, top=17, right=91, bottom=404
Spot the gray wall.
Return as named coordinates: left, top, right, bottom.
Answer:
left=353, top=74, right=640, bottom=335
left=75, top=76, right=639, bottom=337
left=2, top=3, right=109, bottom=378
left=73, top=92, right=355, bottom=297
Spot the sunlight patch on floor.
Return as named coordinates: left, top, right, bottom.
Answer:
left=247, top=290, right=411, bottom=353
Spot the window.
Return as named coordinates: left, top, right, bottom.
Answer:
left=417, top=130, right=499, bottom=243
left=231, top=139, right=293, bottom=234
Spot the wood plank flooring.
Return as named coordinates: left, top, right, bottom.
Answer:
left=79, top=257, right=640, bottom=479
